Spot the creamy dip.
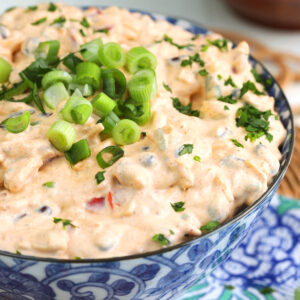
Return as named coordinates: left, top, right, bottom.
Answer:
left=0, top=3, right=286, bottom=259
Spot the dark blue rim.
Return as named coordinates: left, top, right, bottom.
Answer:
left=0, top=7, right=294, bottom=263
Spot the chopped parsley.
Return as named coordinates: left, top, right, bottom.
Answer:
left=171, top=201, right=185, bottom=212
left=152, top=233, right=170, bottom=246
left=193, top=155, right=201, bottom=162
left=48, top=3, right=58, bottom=12
left=80, top=17, right=90, bottom=28
left=206, top=38, right=228, bottom=51
left=225, top=285, right=235, bottom=290
left=236, top=104, right=273, bottom=142
left=16, top=250, right=22, bottom=255
left=217, top=74, right=222, bottom=80
left=251, top=68, right=272, bottom=90
left=26, top=5, right=38, bottom=12
left=200, top=221, right=220, bottom=233
left=178, top=144, right=193, bottom=156
left=240, top=80, right=265, bottom=97
left=51, top=16, right=66, bottom=27
left=172, top=97, right=200, bottom=117
left=181, top=53, right=204, bottom=67
left=141, top=131, right=147, bottom=138
left=199, top=69, right=209, bottom=77
left=31, top=17, right=47, bottom=26
left=79, top=29, right=86, bottom=37
left=156, top=34, right=194, bottom=50
left=224, top=105, right=229, bottom=110
left=74, top=256, right=81, bottom=260
left=95, top=171, right=105, bottom=185
left=260, top=287, right=275, bottom=295
left=31, top=121, right=40, bottom=126
left=43, top=181, right=55, bottom=188
left=230, top=139, right=244, bottom=148
left=5, top=7, right=16, bottom=13
left=163, top=82, right=172, bottom=93
left=191, top=34, right=199, bottom=41
left=201, top=44, right=209, bottom=52
left=217, top=94, right=238, bottom=104
left=53, top=217, right=76, bottom=229
left=93, top=28, right=109, bottom=34
left=224, top=76, right=238, bottom=88
left=169, top=229, right=175, bottom=235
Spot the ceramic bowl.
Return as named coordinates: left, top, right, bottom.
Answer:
left=0, top=8, right=294, bottom=300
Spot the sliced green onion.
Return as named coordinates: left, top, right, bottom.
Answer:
left=92, top=92, right=116, bottom=117
left=41, top=69, right=73, bottom=90
left=34, top=40, right=60, bottom=63
left=80, top=38, right=103, bottom=65
left=112, top=119, right=140, bottom=145
left=4, top=80, right=29, bottom=99
left=5, top=111, right=30, bottom=133
left=47, top=120, right=76, bottom=152
left=61, top=96, right=92, bottom=125
left=43, top=82, right=69, bottom=109
left=102, top=68, right=126, bottom=99
left=98, top=42, right=126, bottom=68
left=128, top=69, right=157, bottom=103
left=126, top=46, right=157, bottom=74
left=76, top=62, right=101, bottom=90
left=65, top=139, right=91, bottom=165
left=62, top=53, right=83, bottom=73
left=69, top=82, right=94, bottom=97
left=101, top=111, right=120, bottom=135
left=95, top=171, right=105, bottom=184
left=96, top=145, right=124, bottom=169
left=0, top=58, right=12, bottom=83
left=32, top=83, right=46, bottom=114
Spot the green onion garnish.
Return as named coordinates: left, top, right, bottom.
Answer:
left=112, top=119, right=141, bottom=145
left=96, top=145, right=124, bottom=169
left=80, top=38, right=103, bottom=65
left=43, top=181, right=55, bottom=188
left=41, top=69, right=73, bottom=90
left=47, top=120, right=76, bottom=152
left=61, top=96, right=92, bottom=125
left=5, top=111, right=30, bottom=133
left=200, top=220, right=220, bottom=233
left=32, top=83, right=46, bottom=114
left=65, top=139, right=91, bottom=165
left=0, top=57, right=12, bottom=83
left=171, top=201, right=185, bottom=212
left=128, top=69, right=157, bottom=103
left=43, top=82, right=69, bottom=109
left=34, top=40, right=60, bottom=63
left=230, top=139, right=244, bottom=148
left=95, top=171, right=105, bottom=184
left=92, top=92, right=116, bottom=117
left=62, top=53, right=83, bottom=73
left=53, top=217, right=76, bottom=229
left=178, top=144, right=193, bottom=156
left=69, top=83, right=94, bottom=97
left=32, top=17, right=47, bottom=26
left=76, top=61, right=101, bottom=90
left=98, top=42, right=126, bottom=68
left=4, top=81, right=29, bottom=99
left=100, top=111, right=120, bottom=135
left=126, top=46, right=157, bottom=74
left=102, top=68, right=126, bottom=99
left=152, top=233, right=170, bottom=246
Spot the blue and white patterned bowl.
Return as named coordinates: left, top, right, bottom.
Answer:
left=0, top=9, right=294, bottom=300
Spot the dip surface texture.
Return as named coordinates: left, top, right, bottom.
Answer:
left=0, top=3, right=286, bottom=259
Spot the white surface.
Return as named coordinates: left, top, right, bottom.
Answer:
left=1, top=0, right=299, bottom=106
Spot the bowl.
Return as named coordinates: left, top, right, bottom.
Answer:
left=0, top=8, right=294, bottom=300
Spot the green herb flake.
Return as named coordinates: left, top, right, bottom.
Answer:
left=5, top=7, right=16, bottom=13
left=74, top=256, right=81, bottom=260
left=93, top=28, right=109, bottom=34
left=172, top=97, right=200, bottom=117
left=141, top=131, right=147, bottom=138
left=191, top=34, right=199, bottom=41
left=218, top=94, right=237, bottom=104
left=199, top=69, right=209, bottom=77
left=152, top=233, right=170, bottom=246
left=178, top=144, right=193, bottom=156
left=230, top=139, right=244, bottom=148
left=80, top=17, right=90, bottom=28
left=200, top=220, right=220, bottom=233
left=169, top=229, right=175, bottom=235
left=53, top=217, right=76, bottom=229
left=224, top=76, right=238, bottom=88
left=51, top=16, right=66, bottom=27
left=225, top=285, right=235, bottom=290
left=26, top=5, right=38, bottom=12
left=193, top=155, right=201, bottom=162
left=181, top=53, right=204, bottom=67
left=240, top=80, right=265, bottom=97
left=156, top=34, right=194, bottom=50
left=224, top=105, right=229, bottom=110
left=206, top=38, right=229, bottom=51
left=163, top=82, right=172, bottom=93
left=260, top=287, right=275, bottom=295
left=43, top=181, right=55, bottom=188
left=79, top=29, right=86, bottom=37
left=217, top=74, right=222, bottom=80
left=171, top=201, right=185, bottom=212
left=48, top=3, right=58, bottom=12
left=16, top=250, right=22, bottom=255
left=31, top=17, right=47, bottom=26
left=201, top=44, right=209, bottom=52
left=95, top=171, right=105, bottom=185
left=251, top=69, right=272, bottom=90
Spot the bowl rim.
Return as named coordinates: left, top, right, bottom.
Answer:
left=0, top=7, right=294, bottom=264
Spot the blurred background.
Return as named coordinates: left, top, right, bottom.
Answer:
left=1, top=0, right=300, bottom=196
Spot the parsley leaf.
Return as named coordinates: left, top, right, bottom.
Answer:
left=199, top=69, right=209, bottom=76
left=53, top=217, right=76, bottom=229
left=43, top=181, right=55, bottom=188
left=217, top=74, right=222, bottom=80
left=191, top=34, right=199, bottom=41
left=230, top=139, right=244, bottom=148
left=156, top=34, right=194, bottom=50
left=240, top=80, right=265, bottom=97
left=193, top=155, right=201, bottom=162
left=224, top=76, right=238, bottom=88
left=251, top=68, right=272, bottom=90
left=31, top=17, right=47, bottom=26
left=181, top=53, right=204, bottom=67
left=260, top=287, right=275, bottom=295
left=206, top=38, right=228, bottom=51
left=169, top=229, right=175, bottom=235
left=5, top=7, right=16, bottom=13
left=178, top=144, right=193, bottom=156
left=26, top=5, right=38, bottom=12
left=51, top=16, right=66, bottom=26
left=201, top=44, right=209, bottom=52
left=171, top=201, right=185, bottom=212
left=48, top=3, right=58, bottom=12
left=80, top=17, right=90, bottom=28
left=74, top=256, right=81, bottom=260
left=200, top=221, right=220, bottom=233
left=152, top=233, right=170, bottom=246
left=95, top=171, right=105, bottom=184
left=163, top=82, right=172, bottom=93
left=218, top=94, right=238, bottom=104
left=224, top=105, right=229, bottom=110
left=79, top=29, right=86, bottom=37
left=172, top=97, right=200, bottom=117
left=93, top=28, right=109, bottom=34
left=225, top=285, right=235, bottom=290
left=32, top=83, right=46, bottom=114
left=16, top=250, right=22, bottom=255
